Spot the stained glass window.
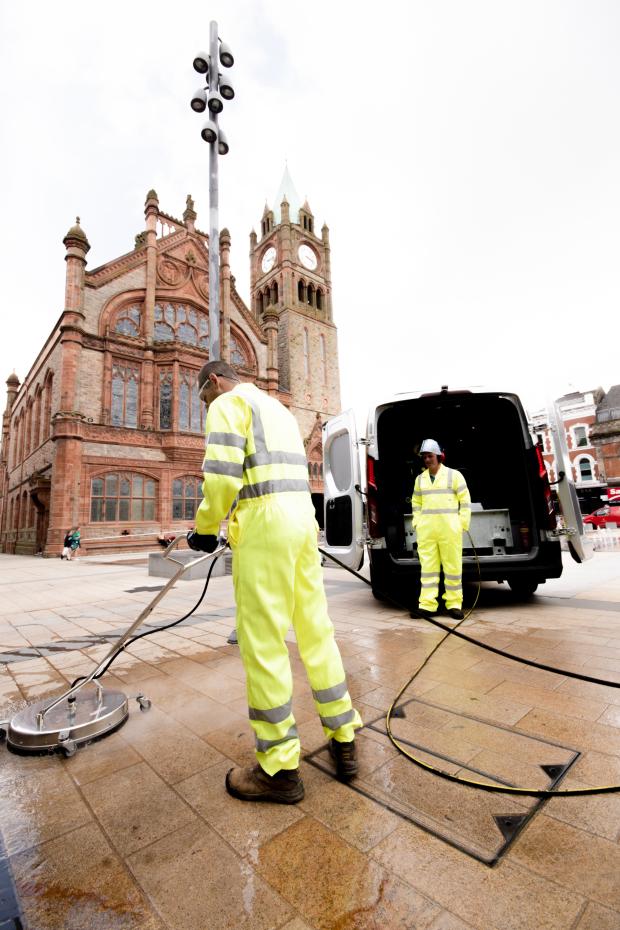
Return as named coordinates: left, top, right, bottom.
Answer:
left=111, top=363, right=139, bottom=428
left=230, top=334, right=248, bottom=367
left=179, top=369, right=205, bottom=433
left=114, top=305, right=141, bottom=337
left=172, top=476, right=202, bottom=520
left=159, top=370, right=173, bottom=430
left=91, top=472, right=157, bottom=522
left=153, top=302, right=207, bottom=347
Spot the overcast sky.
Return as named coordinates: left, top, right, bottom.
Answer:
left=1, top=0, right=619, bottom=432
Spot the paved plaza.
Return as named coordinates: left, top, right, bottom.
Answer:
left=1, top=547, right=620, bottom=929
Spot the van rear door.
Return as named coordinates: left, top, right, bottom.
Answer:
left=322, top=409, right=364, bottom=570
left=547, top=401, right=592, bottom=563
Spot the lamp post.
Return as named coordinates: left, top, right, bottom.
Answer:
left=191, top=22, right=235, bottom=362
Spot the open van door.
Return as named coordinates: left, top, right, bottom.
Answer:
left=322, top=409, right=364, bottom=570
left=547, top=401, right=593, bottom=563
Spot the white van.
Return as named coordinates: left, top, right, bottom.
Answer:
left=322, top=387, right=590, bottom=604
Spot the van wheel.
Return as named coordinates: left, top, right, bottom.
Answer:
left=508, top=578, right=538, bottom=598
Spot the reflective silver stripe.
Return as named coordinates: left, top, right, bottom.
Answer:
left=444, top=573, right=461, bottom=580
left=412, top=505, right=422, bottom=511
left=239, top=478, right=310, bottom=500
left=255, top=725, right=299, bottom=753
left=202, top=460, right=244, bottom=478
left=245, top=451, right=308, bottom=469
left=207, top=431, right=246, bottom=449
left=249, top=699, right=292, bottom=724
left=245, top=395, right=267, bottom=452
left=420, top=572, right=440, bottom=578
left=445, top=583, right=462, bottom=590
left=319, top=708, right=356, bottom=730
left=420, top=582, right=438, bottom=589
left=417, top=488, right=458, bottom=496
left=460, top=504, right=471, bottom=510
left=419, top=507, right=459, bottom=514
left=445, top=468, right=453, bottom=487
left=312, top=681, right=348, bottom=703
left=456, top=483, right=467, bottom=494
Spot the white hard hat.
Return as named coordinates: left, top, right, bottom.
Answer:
left=420, top=438, right=442, bottom=456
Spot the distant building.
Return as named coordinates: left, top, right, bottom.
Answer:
left=0, top=173, right=340, bottom=555
left=591, top=384, right=620, bottom=496
left=531, top=388, right=607, bottom=510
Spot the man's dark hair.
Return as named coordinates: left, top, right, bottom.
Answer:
left=198, top=360, right=240, bottom=390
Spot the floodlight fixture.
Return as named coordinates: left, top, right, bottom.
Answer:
left=190, top=88, right=207, bottom=112
left=219, top=74, right=235, bottom=101
left=217, top=130, right=229, bottom=155
left=219, top=42, right=234, bottom=67
left=201, top=121, right=218, bottom=143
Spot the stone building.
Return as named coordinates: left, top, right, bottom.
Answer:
left=591, top=384, right=620, bottom=497
left=0, top=174, right=341, bottom=555
left=531, top=388, right=607, bottom=511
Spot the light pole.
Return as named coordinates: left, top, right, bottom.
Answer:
left=191, top=22, right=235, bottom=362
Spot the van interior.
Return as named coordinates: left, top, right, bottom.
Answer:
left=375, top=392, right=539, bottom=560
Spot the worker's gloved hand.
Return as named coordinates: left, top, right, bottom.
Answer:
left=186, top=531, right=220, bottom=553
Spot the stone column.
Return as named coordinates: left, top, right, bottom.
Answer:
left=263, top=308, right=279, bottom=395
left=322, top=223, right=332, bottom=322
left=47, top=220, right=90, bottom=554
left=144, top=190, right=159, bottom=345
left=249, top=229, right=257, bottom=317
left=141, top=349, right=154, bottom=429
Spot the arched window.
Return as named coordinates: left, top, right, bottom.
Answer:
left=111, top=363, right=139, bottom=428
left=114, top=305, right=142, bottom=338
left=179, top=369, right=205, bottom=433
left=298, top=280, right=305, bottom=303
left=43, top=372, right=53, bottom=439
left=271, top=282, right=278, bottom=304
left=316, top=289, right=323, bottom=311
left=24, top=401, right=33, bottom=458
left=172, top=476, right=202, bottom=520
left=21, top=490, right=28, bottom=528
left=33, top=387, right=42, bottom=450
left=303, top=329, right=310, bottom=379
left=90, top=472, right=157, bottom=522
left=257, top=292, right=264, bottom=316
left=159, top=370, right=173, bottom=430
left=230, top=334, right=248, bottom=369
left=577, top=457, right=593, bottom=482
left=154, top=303, right=208, bottom=348
left=307, top=284, right=315, bottom=307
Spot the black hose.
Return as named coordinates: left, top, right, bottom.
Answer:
left=318, top=545, right=620, bottom=797
left=70, top=549, right=224, bottom=689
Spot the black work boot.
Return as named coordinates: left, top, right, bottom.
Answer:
left=448, top=608, right=465, bottom=620
left=225, top=764, right=304, bottom=804
left=329, top=739, right=358, bottom=781
left=410, top=607, right=436, bottom=620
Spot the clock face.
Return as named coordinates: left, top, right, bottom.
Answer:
left=298, top=244, right=317, bottom=270
left=261, top=247, right=276, bottom=273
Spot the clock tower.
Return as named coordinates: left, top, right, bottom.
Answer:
left=249, top=168, right=341, bottom=450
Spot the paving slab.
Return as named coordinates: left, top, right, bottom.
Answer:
left=0, top=550, right=620, bottom=928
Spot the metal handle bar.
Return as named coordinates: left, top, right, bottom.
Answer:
left=37, top=534, right=228, bottom=726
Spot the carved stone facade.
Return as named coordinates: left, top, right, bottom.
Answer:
left=0, top=178, right=340, bottom=555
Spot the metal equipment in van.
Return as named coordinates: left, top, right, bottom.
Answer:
left=322, top=387, right=591, bottom=604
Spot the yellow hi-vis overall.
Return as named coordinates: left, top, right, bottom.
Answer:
left=195, top=382, right=362, bottom=775
left=411, top=463, right=471, bottom=612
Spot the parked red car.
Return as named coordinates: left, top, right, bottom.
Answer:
left=583, top=498, right=620, bottom=529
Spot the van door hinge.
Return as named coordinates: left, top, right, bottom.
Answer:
left=356, top=438, right=370, bottom=447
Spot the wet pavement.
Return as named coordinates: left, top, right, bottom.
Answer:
left=1, top=550, right=620, bottom=929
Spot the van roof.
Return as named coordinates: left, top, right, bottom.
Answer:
left=379, top=385, right=522, bottom=405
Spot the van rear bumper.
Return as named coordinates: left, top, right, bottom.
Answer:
left=369, top=541, right=563, bottom=594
